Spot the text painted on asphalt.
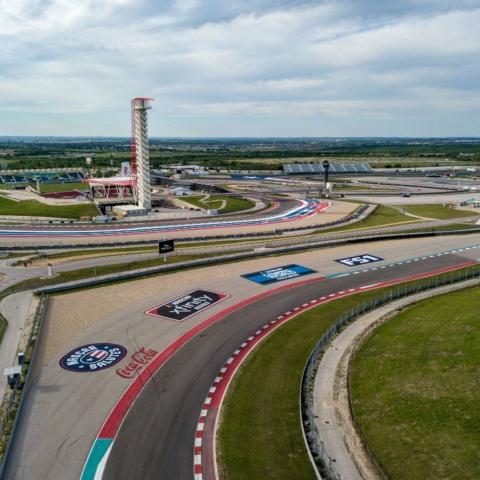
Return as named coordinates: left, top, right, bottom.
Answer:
left=145, top=289, right=229, bottom=321
left=242, top=264, right=317, bottom=285
left=335, top=254, right=383, bottom=267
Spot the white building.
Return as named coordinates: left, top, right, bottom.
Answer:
left=171, top=186, right=193, bottom=196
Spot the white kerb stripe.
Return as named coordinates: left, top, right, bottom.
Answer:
left=93, top=443, right=113, bottom=480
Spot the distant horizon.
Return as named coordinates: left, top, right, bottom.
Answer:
left=1, top=135, right=480, bottom=141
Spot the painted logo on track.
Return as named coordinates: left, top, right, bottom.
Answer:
left=59, top=343, right=127, bottom=372
left=145, top=289, right=230, bottom=321
left=116, top=347, right=158, bottom=378
left=335, top=254, right=383, bottom=267
left=242, top=264, right=317, bottom=285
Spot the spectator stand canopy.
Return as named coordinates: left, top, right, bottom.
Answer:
left=283, top=162, right=372, bottom=175
left=84, top=176, right=137, bottom=201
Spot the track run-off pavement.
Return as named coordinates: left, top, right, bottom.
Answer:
left=5, top=236, right=480, bottom=480
left=93, top=244, right=480, bottom=480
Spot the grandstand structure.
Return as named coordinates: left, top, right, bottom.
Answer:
left=86, top=176, right=136, bottom=201
left=0, top=171, right=84, bottom=186
left=283, top=162, right=372, bottom=175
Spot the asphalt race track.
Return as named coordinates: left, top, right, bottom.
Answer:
left=0, top=199, right=324, bottom=237
left=101, top=252, right=473, bottom=480
left=5, top=236, right=480, bottom=480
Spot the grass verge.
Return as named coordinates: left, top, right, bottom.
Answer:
left=181, top=194, right=255, bottom=213
left=30, top=182, right=88, bottom=193
left=0, top=194, right=99, bottom=219
left=403, top=203, right=475, bottom=220
left=23, top=241, right=258, bottom=265
left=317, top=205, right=416, bottom=234
left=0, top=253, right=214, bottom=300
left=217, top=265, right=480, bottom=480
left=350, top=285, right=480, bottom=480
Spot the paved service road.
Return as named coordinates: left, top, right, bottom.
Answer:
left=103, top=253, right=471, bottom=480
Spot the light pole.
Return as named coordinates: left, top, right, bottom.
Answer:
left=322, top=160, right=330, bottom=197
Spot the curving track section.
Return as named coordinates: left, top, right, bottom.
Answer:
left=6, top=237, right=479, bottom=480
left=0, top=199, right=328, bottom=238
left=92, top=251, right=477, bottom=480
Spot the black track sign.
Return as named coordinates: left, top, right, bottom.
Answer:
left=145, top=289, right=229, bottom=321
left=158, top=239, right=175, bottom=254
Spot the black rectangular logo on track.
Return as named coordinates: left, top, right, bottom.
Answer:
left=145, top=289, right=229, bottom=321
left=335, top=254, right=383, bottom=267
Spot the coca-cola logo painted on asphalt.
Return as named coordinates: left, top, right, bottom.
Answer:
left=116, top=347, right=158, bottom=378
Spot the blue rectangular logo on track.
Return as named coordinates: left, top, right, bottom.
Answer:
left=242, top=264, right=316, bottom=285
left=335, top=254, right=383, bottom=267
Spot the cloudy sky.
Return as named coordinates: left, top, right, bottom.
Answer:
left=1, top=0, right=479, bottom=137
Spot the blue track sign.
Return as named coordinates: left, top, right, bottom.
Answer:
left=242, top=264, right=316, bottom=285
left=335, top=254, right=383, bottom=267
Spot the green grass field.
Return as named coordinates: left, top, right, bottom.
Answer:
left=35, top=182, right=88, bottom=193
left=0, top=194, right=99, bottom=219
left=350, top=286, right=480, bottom=479
left=404, top=203, right=475, bottom=220
left=334, top=183, right=392, bottom=192
left=321, top=205, right=415, bottom=234
left=217, top=268, right=480, bottom=480
left=180, top=194, right=254, bottom=213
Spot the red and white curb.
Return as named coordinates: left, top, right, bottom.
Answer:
left=193, top=260, right=478, bottom=480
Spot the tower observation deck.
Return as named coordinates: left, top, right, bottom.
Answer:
left=131, top=97, right=153, bottom=210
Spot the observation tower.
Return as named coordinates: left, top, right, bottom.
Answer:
left=131, top=97, right=153, bottom=210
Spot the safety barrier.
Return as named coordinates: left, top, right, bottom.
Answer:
left=0, top=294, right=47, bottom=478
left=6, top=209, right=480, bottom=255
left=0, top=204, right=371, bottom=251
left=300, top=266, right=480, bottom=480
left=31, top=223, right=480, bottom=295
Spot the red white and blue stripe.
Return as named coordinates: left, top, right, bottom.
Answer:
left=0, top=200, right=329, bottom=238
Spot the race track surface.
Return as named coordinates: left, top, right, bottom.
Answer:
left=0, top=199, right=323, bottom=238
left=102, top=253, right=472, bottom=479
left=5, top=236, right=480, bottom=480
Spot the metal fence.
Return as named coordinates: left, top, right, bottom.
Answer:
left=301, top=266, right=480, bottom=480
left=0, top=294, right=47, bottom=478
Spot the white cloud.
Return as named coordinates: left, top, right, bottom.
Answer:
left=0, top=0, right=479, bottom=135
